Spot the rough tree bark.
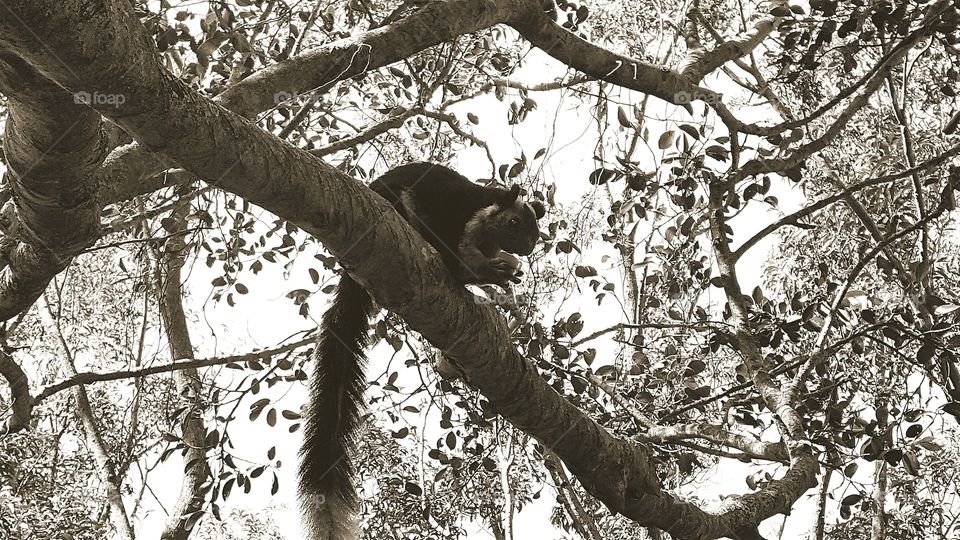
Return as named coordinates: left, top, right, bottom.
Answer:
left=0, top=50, right=105, bottom=318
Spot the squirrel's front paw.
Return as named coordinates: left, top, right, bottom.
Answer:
left=489, top=252, right=522, bottom=287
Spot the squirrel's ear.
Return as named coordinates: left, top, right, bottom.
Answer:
left=529, top=200, right=546, bottom=220
left=502, top=184, right=521, bottom=205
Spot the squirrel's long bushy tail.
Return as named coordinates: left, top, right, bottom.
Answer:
left=300, top=275, right=374, bottom=540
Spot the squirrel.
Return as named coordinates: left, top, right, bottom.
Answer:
left=299, top=162, right=545, bottom=540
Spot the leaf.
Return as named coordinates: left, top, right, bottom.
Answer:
left=196, top=32, right=229, bottom=61
left=685, top=359, right=706, bottom=376
left=770, top=5, right=792, bottom=16
left=916, top=436, right=943, bottom=452
left=160, top=217, right=179, bottom=233
left=942, top=402, right=960, bottom=421
left=840, top=494, right=862, bottom=507
left=204, top=429, right=220, bottom=447
left=185, top=510, right=205, bottom=530
left=705, top=145, right=729, bottom=161
left=223, top=478, right=235, bottom=499
left=678, top=124, right=700, bottom=140
left=903, top=451, right=920, bottom=476
left=404, top=481, right=423, bottom=496
left=574, top=265, right=597, bottom=277
left=588, top=168, right=617, bottom=185
left=286, top=289, right=310, bottom=303
left=658, top=130, right=676, bottom=150
left=594, top=365, right=617, bottom=378
left=617, top=106, right=632, bottom=128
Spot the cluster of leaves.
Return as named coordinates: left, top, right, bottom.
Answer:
left=0, top=432, right=104, bottom=539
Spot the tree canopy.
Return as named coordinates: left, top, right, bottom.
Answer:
left=0, top=0, right=959, bottom=539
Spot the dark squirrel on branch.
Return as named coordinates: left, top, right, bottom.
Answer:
left=299, top=162, right=545, bottom=539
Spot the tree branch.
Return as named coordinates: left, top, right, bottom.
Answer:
left=0, top=50, right=106, bottom=319
left=678, top=5, right=784, bottom=82
left=0, top=349, right=32, bottom=434
left=732, top=144, right=960, bottom=260
left=642, top=422, right=789, bottom=463
left=151, top=203, right=211, bottom=539
left=34, top=337, right=314, bottom=405
left=40, top=294, right=135, bottom=539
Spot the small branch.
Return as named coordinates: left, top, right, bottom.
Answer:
left=695, top=10, right=793, bottom=120
left=719, top=3, right=949, bottom=137
left=276, top=77, right=342, bottom=140
left=440, top=74, right=592, bottom=109
left=590, top=372, right=786, bottom=462
left=887, top=69, right=932, bottom=302
left=311, top=107, right=423, bottom=156
left=34, top=337, right=314, bottom=404
left=732, top=143, right=960, bottom=259
left=570, top=321, right=732, bottom=348
left=102, top=184, right=211, bottom=236
left=642, top=422, right=788, bottom=463
left=821, top=171, right=923, bottom=314
left=420, top=109, right=496, bottom=173
left=732, top=59, right=893, bottom=182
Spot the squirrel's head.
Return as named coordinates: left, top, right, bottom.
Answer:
left=487, top=185, right=545, bottom=256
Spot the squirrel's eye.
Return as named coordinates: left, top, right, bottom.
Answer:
left=509, top=217, right=520, bottom=226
